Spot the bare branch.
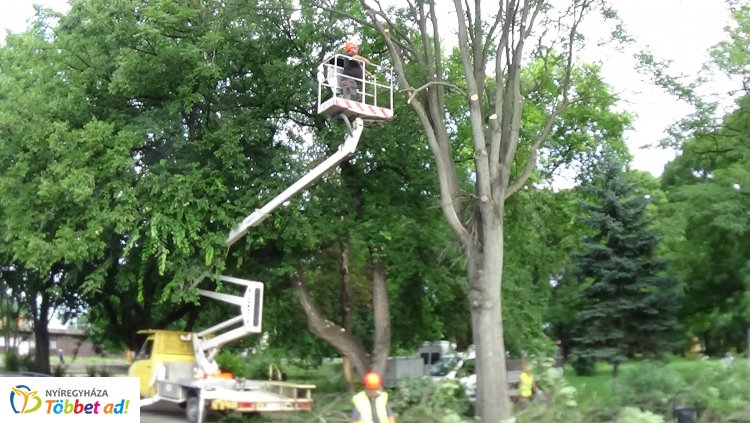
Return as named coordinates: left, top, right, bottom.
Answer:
left=465, top=0, right=475, bottom=51
left=506, top=0, right=593, bottom=197
left=473, top=0, right=484, bottom=84
left=453, top=0, right=492, bottom=222
left=428, top=0, right=447, bottom=112
left=405, top=81, right=466, bottom=105
left=505, top=102, right=564, bottom=198
left=488, top=2, right=515, bottom=181
left=482, top=1, right=504, bottom=63
left=418, top=0, right=434, bottom=79
left=361, top=0, right=471, bottom=248
left=360, top=1, right=419, bottom=58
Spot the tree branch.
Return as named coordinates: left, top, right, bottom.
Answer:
left=505, top=0, right=591, bottom=198
left=293, top=273, right=371, bottom=376
left=405, top=81, right=466, bottom=105
left=361, top=0, right=471, bottom=249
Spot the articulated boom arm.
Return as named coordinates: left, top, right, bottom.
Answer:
left=226, top=118, right=365, bottom=248
left=191, top=275, right=264, bottom=376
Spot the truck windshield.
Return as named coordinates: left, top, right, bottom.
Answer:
left=428, top=357, right=458, bottom=376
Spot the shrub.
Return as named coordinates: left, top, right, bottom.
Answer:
left=52, top=365, right=66, bottom=377
left=3, top=351, right=21, bottom=372
left=216, top=349, right=287, bottom=381
left=513, top=374, right=587, bottom=423
left=570, top=355, right=595, bottom=376
left=390, top=378, right=472, bottom=422
left=616, top=407, right=666, bottom=423
left=21, top=354, right=34, bottom=371
left=688, top=360, right=750, bottom=421
left=86, top=366, right=98, bottom=377
left=216, top=351, right=247, bottom=377
left=611, top=360, right=685, bottom=416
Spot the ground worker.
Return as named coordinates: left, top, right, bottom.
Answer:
left=517, top=359, right=540, bottom=407
left=351, top=371, right=396, bottom=423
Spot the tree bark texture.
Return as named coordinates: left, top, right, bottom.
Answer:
left=294, top=274, right=372, bottom=376
left=467, top=206, right=510, bottom=417
left=340, top=242, right=355, bottom=387
left=369, top=252, right=391, bottom=375
left=32, top=287, right=52, bottom=375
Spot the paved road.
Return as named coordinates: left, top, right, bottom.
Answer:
left=139, top=402, right=232, bottom=423
left=140, top=402, right=192, bottom=423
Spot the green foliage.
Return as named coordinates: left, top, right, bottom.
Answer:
left=660, top=93, right=750, bottom=353
left=504, top=189, right=582, bottom=357
left=650, top=3, right=750, bottom=355
left=84, top=366, right=111, bottom=377
left=513, top=361, right=584, bottom=423
left=216, top=349, right=287, bottom=381
left=52, top=365, right=66, bottom=377
left=3, top=352, right=21, bottom=372
left=616, top=407, right=665, bottom=423
left=390, top=378, right=472, bottom=423
left=611, top=361, right=685, bottom=416
left=570, top=355, right=596, bottom=376
left=569, top=153, right=681, bottom=374
left=689, top=361, right=750, bottom=421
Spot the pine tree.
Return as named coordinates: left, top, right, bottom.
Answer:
left=570, top=156, right=680, bottom=377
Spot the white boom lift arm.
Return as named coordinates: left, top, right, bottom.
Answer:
left=190, top=118, right=365, bottom=377
left=226, top=118, right=364, bottom=248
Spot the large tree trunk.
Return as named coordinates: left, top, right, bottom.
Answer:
left=469, top=208, right=510, bottom=420
left=32, top=289, right=52, bottom=375
left=340, top=242, right=354, bottom=388
left=370, top=253, right=391, bottom=375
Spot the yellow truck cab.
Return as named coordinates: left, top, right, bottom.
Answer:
left=128, top=277, right=314, bottom=423
left=129, top=329, right=195, bottom=397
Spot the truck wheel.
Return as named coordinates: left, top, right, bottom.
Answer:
left=185, top=395, right=206, bottom=423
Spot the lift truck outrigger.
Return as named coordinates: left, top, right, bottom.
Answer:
left=129, top=53, right=393, bottom=423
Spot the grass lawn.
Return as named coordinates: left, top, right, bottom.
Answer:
left=563, top=356, right=714, bottom=407
left=564, top=361, right=621, bottom=406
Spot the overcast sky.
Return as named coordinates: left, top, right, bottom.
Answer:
left=590, top=1, right=735, bottom=176
left=0, top=1, right=737, bottom=177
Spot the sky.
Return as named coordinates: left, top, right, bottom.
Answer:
left=586, top=1, right=736, bottom=176
left=0, top=1, right=737, bottom=177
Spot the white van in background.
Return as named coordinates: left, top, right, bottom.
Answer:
left=383, top=340, right=456, bottom=388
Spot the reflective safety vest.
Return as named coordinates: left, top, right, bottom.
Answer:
left=519, top=371, right=534, bottom=398
left=352, top=391, right=390, bottom=423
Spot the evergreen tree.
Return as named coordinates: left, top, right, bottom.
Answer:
left=570, top=155, right=680, bottom=377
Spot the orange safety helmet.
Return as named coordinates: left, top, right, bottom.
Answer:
left=363, top=371, right=382, bottom=390
left=344, top=42, right=358, bottom=53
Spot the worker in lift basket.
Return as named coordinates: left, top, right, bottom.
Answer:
left=351, top=371, right=397, bottom=423
left=339, top=42, right=373, bottom=101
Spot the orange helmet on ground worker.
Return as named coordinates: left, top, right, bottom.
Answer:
left=363, top=370, right=382, bottom=390
left=352, top=371, right=396, bottom=422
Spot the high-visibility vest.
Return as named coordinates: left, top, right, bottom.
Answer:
left=519, top=371, right=534, bottom=398
left=352, top=391, right=390, bottom=423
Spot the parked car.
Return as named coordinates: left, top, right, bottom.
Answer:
left=428, top=349, right=526, bottom=402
